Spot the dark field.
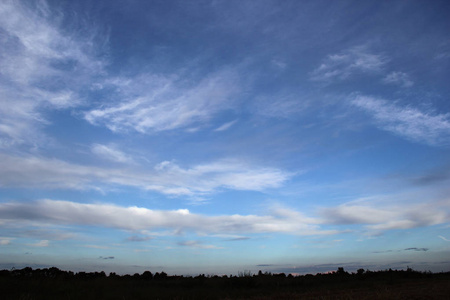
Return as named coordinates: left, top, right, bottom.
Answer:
left=1, top=267, right=449, bottom=299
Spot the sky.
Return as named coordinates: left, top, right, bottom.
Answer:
left=0, top=0, right=450, bottom=276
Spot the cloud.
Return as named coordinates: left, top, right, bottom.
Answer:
left=256, top=264, right=274, bottom=267
left=99, top=256, right=115, bottom=260
left=404, top=247, right=428, bottom=252
left=19, top=229, right=75, bottom=241
left=1, top=199, right=446, bottom=240
left=322, top=201, right=449, bottom=231
left=0, top=199, right=332, bottom=236
left=214, top=120, right=237, bottom=132
left=177, top=241, right=223, bottom=249
left=0, top=153, right=291, bottom=196
left=85, top=69, right=242, bottom=133
left=351, top=95, right=450, bottom=146
left=374, top=248, right=429, bottom=253
left=310, top=45, right=386, bottom=82
left=438, top=235, right=450, bottom=242
left=411, top=166, right=450, bottom=186
left=28, top=240, right=49, bottom=247
left=0, top=238, right=13, bottom=245
left=225, top=237, right=251, bottom=241
left=91, top=144, right=134, bottom=164
left=84, top=245, right=110, bottom=249
left=321, top=204, right=396, bottom=225
left=372, top=250, right=394, bottom=254
left=383, top=71, right=413, bottom=87
left=0, top=1, right=104, bottom=147
left=207, top=234, right=250, bottom=241
left=127, top=236, right=153, bottom=242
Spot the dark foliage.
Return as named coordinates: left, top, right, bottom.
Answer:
left=1, top=266, right=449, bottom=299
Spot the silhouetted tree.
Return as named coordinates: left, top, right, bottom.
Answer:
left=142, top=271, right=153, bottom=280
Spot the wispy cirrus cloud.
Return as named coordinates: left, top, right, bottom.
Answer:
left=214, top=120, right=238, bottom=132
left=0, top=1, right=104, bottom=147
left=383, top=71, right=413, bottom=87
left=351, top=95, right=450, bottom=146
left=85, top=69, right=242, bottom=133
left=310, top=45, right=386, bottom=82
left=438, top=235, right=450, bottom=242
left=0, top=153, right=291, bottom=196
left=91, top=144, right=134, bottom=164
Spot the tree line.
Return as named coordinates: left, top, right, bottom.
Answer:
left=1, top=266, right=447, bottom=281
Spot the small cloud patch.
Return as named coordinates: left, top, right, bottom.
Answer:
left=178, top=240, right=223, bottom=249
left=404, top=247, right=429, bottom=252
left=439, top=235, right=450, bottom=242
left=225, top=237, right=250, bottom=241
left=127, top=235, right=153, bottom=242
left=29, top=240, right=49, bottom=247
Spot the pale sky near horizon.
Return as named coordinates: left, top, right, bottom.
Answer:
left=0, top=0, right=450, bottom=275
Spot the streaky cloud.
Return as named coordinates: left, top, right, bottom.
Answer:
left=310, top=45, right=386, bottom=82
left=91, top=144, right=134, bottom=164
left=0, top=153, right=291, bottom=196
left=214, top=120, right=237, bottom=132
left=0, top=199, right=332, bottom=236
left=85, top=69, right=243, bottom=133
left=351, top=95, right=450, bottom=146
left=383, top=71, right=413, bottom=87
left=0, top=0, right=105, bottom=147
left=321, top=201, right=449, bottom=232
left=177, top=241, right=223, bottom=249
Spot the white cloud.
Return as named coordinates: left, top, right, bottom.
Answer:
left=214, top=120, right=237, bottom=132
left=0, top=1, right=104, bottom=147
left=28, top=240, right=49, bottom=247
left=383, top=71, right=413, bottom=87
left=0, top=238, right=13, bottom=245
left=439, top=235, right=450, bottom=242
left=310, top=45, right=386, bottom=82
left=2, top=198, right=446, bottom=238
left=322, top=205, right=396, bottom=225
left=352, top=95, right=450, bottom=146
left=0, top=199, right=332, bottom=236
left=178, top=240, right=223, bottom=249
left=322, top=202, right=449, bottom=231
left=85, top=69, right=242, bottom=133
left=91, top=144, right=134, bottom=164
left=0, top=153, right=291, bottom=196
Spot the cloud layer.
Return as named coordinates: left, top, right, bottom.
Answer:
left=0, top=153, right=290, bottom=196
left=0, top=198, right=448, bottom=239
left=0, top=199, right=328, bottom=236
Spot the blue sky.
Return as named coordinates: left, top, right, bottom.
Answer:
left=1, top=0, right=450, bottom=275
